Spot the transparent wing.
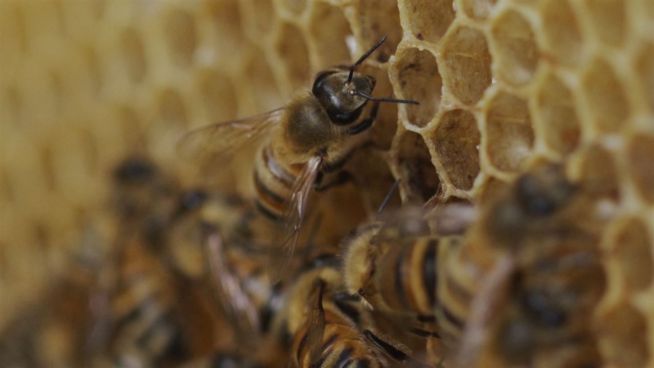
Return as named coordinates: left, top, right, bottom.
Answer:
left=205, top=231, right=260, bottom=346
left=457, top=254, right=515, bottom=367
left=306, top=279, right=327, bottom=366
left=282, top=155, right=324, bottom=260
left=425, top=201, right=478, bottom=236
left=266, top=155, right=323, bottom=283
left=176, top=108, right=284, bottom=164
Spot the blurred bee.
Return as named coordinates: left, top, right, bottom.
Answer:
left=0, top=157, right=185, bottom=367
left=438, top=164, right=607, bottom=366
left=97, top=239, right=194, bottom=367
left=109, top=156, right=179, bottom=247
left=87, top=158, right=205, bottom=366
left=0, top=228, right=108, bottom=367
left=161, top=189, right=290, bottom=366
left=283, top=254, right=413, bottom=368
left=178, top=36, right=418, bottom=260
left=340, top=205, right=465, bottom=367
left=342, top=207, right=451, bottom=334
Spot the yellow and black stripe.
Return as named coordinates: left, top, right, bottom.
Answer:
left=253, top=146, right=302, bottom=222
left=374, top=237, right=445, bottom=321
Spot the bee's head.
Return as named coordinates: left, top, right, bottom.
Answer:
left=113, top=156, right=157, bottom=185
left=514, top=163, right=577, bottom=218
left=312, top=36, right=417, bottom=126
left=312, top=69, right=376, bottom=125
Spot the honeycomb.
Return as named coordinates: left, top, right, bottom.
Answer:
left=1, top=0, right=653, bottom=366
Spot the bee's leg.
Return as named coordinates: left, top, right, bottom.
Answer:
left=313, top=171, right=353, bottom=192
left=347, top=102, right=380, bottom=135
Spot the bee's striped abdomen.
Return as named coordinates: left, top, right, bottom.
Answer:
left=376, top=237, right=441, bottom=318
left=253, top=146, right=302, bottom=222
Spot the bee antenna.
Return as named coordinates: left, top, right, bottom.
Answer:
left=354, top=90, right=419, bottom=105
left=377, top=180, right=400, bottom=214
left=347, top=35, right=387, bottom=83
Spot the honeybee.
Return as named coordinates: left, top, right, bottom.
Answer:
left=160, top=189, right=290, bottom=366
left=283, top=254, right=413, bottom=368
left=99, top=239, right=194, bottom=367
left=163, top=189, right=252, bottom=280
left=109, top=156, right=179, bottom=247
left=178, top=36, right=418, bottom=260
left=342, top=208, right=449, bottom=330
left=437, top=164, right=608, bottom=366
left=87, top=158, right=206, bottom=366
left=0, top=230, right=107, bottom=367
left=341, top=205, right=464, bottom=367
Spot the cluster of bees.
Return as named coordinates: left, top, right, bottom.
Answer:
left=1, top=39, right=613, bottom=367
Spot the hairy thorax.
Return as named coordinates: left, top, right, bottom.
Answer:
left=284, top=97, right=337, bottom=154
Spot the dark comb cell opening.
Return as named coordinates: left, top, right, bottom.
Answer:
left=10, top=3, right=29, bottom=55
left=440, top=25, right=492, bottom=105
left=206, top=0, right=245, bottom=57
left=583, top=0, right=627, bottom=47
left=541, top=0, right=585, bottom=67
left=247, top=0, right=275, bottom=36
left=115, top=105, right=147, bottom=150
left=163, top=8, right=198, bottom=67
left=120, top=27, right=147, bottom=84
left=245, top=47, right=283, bottom=111
left=490, top=9, right=539, bottom=86
left=610, top=217, right=653, bottom=293
left=308, top=2, right=352, bottom=70
left=48, top=70, right=66, bottom=115
left=3, top=85, right=23, bottom=125
left=82, top=45, right=103, bottom=96
left=535, top=72, right=580, bottom=155
left=274, top=22, right=311, bottom=89
left=157, top=89, right=188, bottom=128
left=39, top=144, right=57, bottom=192
left=635, top=42, right=654, bottom=113
left=485, top=92, right=534, bottom=172
left=0, top=166, right=13, bottom=205
left=581, top=58, right=631, bottom=133
left=477, top=176, right=509, bottom=206
left=402, top=0, right=455, bottom=44
left=396, top=131, right=440, bottom=203
left=597, top=302, right=650, bottom=368
left=350, top=0, right=403, bottom=62
left=626, top=133, right=654, bottom=204
left=432, top=109, right=480, bottom=190
left=195, top=69, right=238, bottom=123
left=391, top=48, right=442, bottom=128
left=360, top=64, right=398, bottom=150
left=573, top=144, right=620, bottom=200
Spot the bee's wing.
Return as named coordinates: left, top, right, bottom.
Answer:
left=176, top=108, right=285, bottom=164
left=205, top=231, right=260, bottom=345
left=457, top=254, right=515, bottom=367
left=279, top=155, right=324, bottom=269
left=425, top=201, right=478, bottom=236
left=306, top=278, right=327, bottom=366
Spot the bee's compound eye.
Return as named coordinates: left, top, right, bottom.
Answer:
left=312, top=70, right=338, bottom=96
left=114, top=158, right=156, bottom=183
left=516, top=175, right=557, bottom=216
left=180, top=190, right=207, bottom=212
